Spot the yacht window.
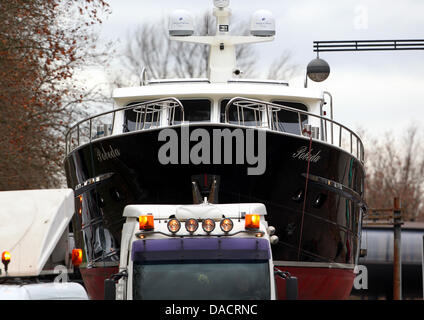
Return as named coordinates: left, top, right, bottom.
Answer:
left=220, top=99, right=261, bottom=126
left=123, top=99, right=211, bottom=132
left=271, top=101, right=308, bottom=135
left=173, top=99, right=211, bottom=123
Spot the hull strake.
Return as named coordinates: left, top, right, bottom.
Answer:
left=65, top=123, right=365, bottom=299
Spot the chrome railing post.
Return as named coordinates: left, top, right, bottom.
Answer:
left=297, top=112, right=302, bottom=134
left=324, top=91, right=334, bottom=145
left=89, top=119, right=92, bottom=142
left=320, top=101, right=325, bottom=141
left=77, top=124, right=80, bottom=147
left=265, top=105, right=270, bottom=129
left=324, top=119, right=328, bottom=142
left=142, top=106, right=147, bottom=129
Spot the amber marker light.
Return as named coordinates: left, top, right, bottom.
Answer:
left=139, top=215, right=154, bottom=231
left=220, top=218, right=233, bottom=233
left=245, top=214, right=260, bottom=230
left=168, top=219, right=181, bottom=234
left=72, top=249, right=83, bottom=267
left=2, top=251, right=11, bottom=274
left=78, top=195, right=83, bottom=216
left=202, top=218, right=215, bottom=233
left=2, top=251, right=10, bottom=263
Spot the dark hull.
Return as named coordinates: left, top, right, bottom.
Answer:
left=64, top=123, right=365, bottom=299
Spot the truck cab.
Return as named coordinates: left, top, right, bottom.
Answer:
left=105, top=202, right=296, bottom=300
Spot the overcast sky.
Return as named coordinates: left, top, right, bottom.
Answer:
left=90, top=0, right=424, bottom=140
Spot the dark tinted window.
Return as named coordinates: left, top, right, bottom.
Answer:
left=271, top=101, right=308, bottom=134
left=133, top=260, right=270, bottom=300
left=174, top=99, right=211, bottom=123
left=220, top=99, right=231, bottom=123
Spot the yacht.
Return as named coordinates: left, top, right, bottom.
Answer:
left=64, top=0, right=366, bottom=299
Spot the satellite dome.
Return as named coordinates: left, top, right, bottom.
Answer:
left=169, top=10, right=194, bottom=36
left=250, top=10, right=275, bottom=37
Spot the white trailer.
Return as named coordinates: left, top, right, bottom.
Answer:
left=0, top=189, right=88, bottom=300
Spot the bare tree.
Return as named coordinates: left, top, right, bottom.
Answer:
left=0, top=0, right=110, bottom=191
left=110, top=13, right=298, bottom=87
left=364, top=125, right=424, bottom=221
left=267, top=51, right=298, bottom=80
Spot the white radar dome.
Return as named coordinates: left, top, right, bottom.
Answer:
left=169, top=10, right=194, bottom=36
left=250, top=10, right=275, bottom=37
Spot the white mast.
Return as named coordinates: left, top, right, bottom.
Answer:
left=169, top=1, right=275, bottom=83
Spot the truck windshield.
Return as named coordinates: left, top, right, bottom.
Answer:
left=132, top=260, right=270, bottom=300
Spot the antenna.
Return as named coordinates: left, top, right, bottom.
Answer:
left=214, top=0, right=230, bottom=9
left=168, top=0, right=276, bottom=83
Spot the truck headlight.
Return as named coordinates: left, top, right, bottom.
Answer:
left=185, top=218, right=199, bottom=233
left=220, top=218, right=233, bottom=232
left=202, top=218, right=215, bottom=233
left=167, top=219, right=181, bottom=234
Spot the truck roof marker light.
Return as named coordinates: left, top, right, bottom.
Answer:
left=202, top=218, right=215, bottom=233
left=245, top=214, right=260, bottom=230
left=168, top=219, right=181, bottom=234
left=139, top=215, right=154, bottom=231
left=220, top=218, right=233, bottom=233
left=185, top=218, right=199, bottom=233
left=72, top=249, right=83, bottom=266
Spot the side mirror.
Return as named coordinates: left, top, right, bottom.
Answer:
left=285, top=277, right=298, bottom=300
left=104, top=279, right=116, bottom=300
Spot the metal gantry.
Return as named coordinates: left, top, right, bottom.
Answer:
left=313, top=39, right=424, bottom=54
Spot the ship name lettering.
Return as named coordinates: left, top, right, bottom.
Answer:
left=96, top=145, right=120, bottom=162
left=292, top=146, right=321, bottom=163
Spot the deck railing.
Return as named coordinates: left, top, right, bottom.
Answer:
left=65, top=95, right=364, bottom=163
left=224, top=97, right=364, bottom=163
left=65, top=98, right=184, bottom=154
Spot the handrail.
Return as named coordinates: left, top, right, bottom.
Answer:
left=323, top=91, right=334, bottom=144
left=65, top=95, right=364, bottom=164
left=224, top=97, right=364, bottom=163
left=65, top=97, right=184, bottom=154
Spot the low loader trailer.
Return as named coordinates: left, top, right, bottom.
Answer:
left=104, top=202, right=297, bottom=300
